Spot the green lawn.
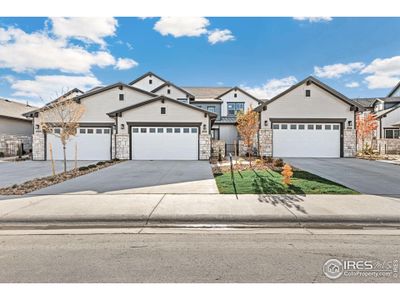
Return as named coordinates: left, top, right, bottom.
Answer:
left=214, top=169, right=359, bottom=194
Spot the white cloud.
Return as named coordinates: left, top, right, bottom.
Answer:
left=208, top=29, right=235, bottom=44
left=293, top=17, right=333, bottom=23
left=114, top=58, right=139, bottom=70
left=345, top=81, right=360, bottom=88
left=11, top=75, right=101, bottom=102
left=154, top=17, right=210, bottom=37
left=314, top=62, right=365, bottom=79
left=51, top=17, right=118, bottom=47
left=360, top=56, right=400, bottom=89
left=0, top=26, right=115, bottom=74
left=242, top=76, right=298, bottom=99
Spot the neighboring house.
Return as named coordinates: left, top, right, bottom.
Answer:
left=352, top=81, right=400, bottom=153
left=256, top=76, right=362, bottom=158
left=0, top=98, right=36, bottom=156
left=0, top=98, right=34, bottom=136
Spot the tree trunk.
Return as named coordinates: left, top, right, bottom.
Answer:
left=63, top=143, right=67, bottom=173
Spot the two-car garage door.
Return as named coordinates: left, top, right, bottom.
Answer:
left=47, top=127, right=111, bottom=160
left=272, top=123, right=341, bottom=158
left=131, top=126, right=199, bottom=160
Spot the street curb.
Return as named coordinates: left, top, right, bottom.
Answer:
left=1, top=218, right=400, bottom=230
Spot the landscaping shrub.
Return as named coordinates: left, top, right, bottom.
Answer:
left=88, top=164, right=97, bottom=169
left=0, top=152, right=4, bottom=158
left=78, top=166, right=89, bottom=171
left=265, top=156, right=273, bottom=163
left=96, top=161, right=106, bottom=166
left=274, top=158, right=284, bottom=168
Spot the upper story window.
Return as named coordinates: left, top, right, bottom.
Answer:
left=305, top=89, right=311, bottom=97
left=149, top=79, right=153, bottom=85
left=227, top=102, right=244, bottom=116
left=385, top=128, right=400, bottom=139
left=167, top=89, right=171, bottom=94
left=234, top=93, right=237, bottom=98
left=161, top=107, right=166, bottom=114
left=119, top=94, right=124, bottom=101
left=207, top=106, right=216, bottom=113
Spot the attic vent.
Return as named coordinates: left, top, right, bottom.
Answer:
left=306, top=80, right=312, bottom=86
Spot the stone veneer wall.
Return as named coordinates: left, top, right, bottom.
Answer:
left=343, top=129, right=356, bottom=157
left=199, top=134, right=211, bottom=160
left=377, top=139, right=400, bottom=154
left=115, top=134, right=129, bottom=160
left=32, top=132, right=45, bottom=160
left=211, top=140, right=225, bottom=159
left=258, top=129, right=273, bottom=157
left=0, top=134, right=32, bottom=157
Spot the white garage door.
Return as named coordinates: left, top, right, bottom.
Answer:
left=273, top=123, right=341, bottom=158
left=132, top=126, right=198, bottom=160
left=47, top=127, right=111, bottom=160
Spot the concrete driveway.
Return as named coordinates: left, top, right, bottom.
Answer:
left=30, top=160, right=219, bottom=195
left=0, top=160, right=97, bottom=189
left=285, top=158, right=400, bottom=195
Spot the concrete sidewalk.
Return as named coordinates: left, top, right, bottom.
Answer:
left=1, top=193, right=400, bottom=228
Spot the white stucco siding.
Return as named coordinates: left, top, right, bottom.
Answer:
left=79, top=87, right=154, bottom=123
left=117, top=99, right=211, bottom=135
left=130, top=74, right=165, bottom=92
left=260, top=83, right=355, bottom=128
left=381, top=107, right=400, bottom=129
left=219, top=124, right=239, bottom=145
left=220, top=89, right=260, bottom=117
left=155, top=85, right=189, bottom=101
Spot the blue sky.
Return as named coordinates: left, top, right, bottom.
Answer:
left=0, top=17, right=399, bottom=105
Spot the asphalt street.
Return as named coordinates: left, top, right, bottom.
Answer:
left=0, top=229, right=399, bottom=283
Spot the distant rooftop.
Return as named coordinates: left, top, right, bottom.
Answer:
left=182, top=87, right=231, bottom=99
left=0, top=98, right=36, bottom=120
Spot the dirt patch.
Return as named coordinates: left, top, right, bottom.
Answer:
left=0, top=159, right=122, bottom=195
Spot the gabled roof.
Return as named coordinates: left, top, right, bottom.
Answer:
left=0, top=98, right=36, bottom=121
left=375, top=103, right=400, bottom=119
left=351, top=98, right=377, bottom=108
left=182, top=87, right=231, bottom=99
left=151, top=82, right=195, bottom=98
left=216, top=86, right=263, bottom=103
left=76, top=82, right=156, bottom=100
left=23, top=83, right=157, bottom=117
left=388, top=81, right=400, bottom=97
left=107, top=95, right=217, bottom=118
left=256, top=76, right=363, bottom=111
left=214, top=116, right=237, bottom=124
left=128, top=71, right=169, bottom=86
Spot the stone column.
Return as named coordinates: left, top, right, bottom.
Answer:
left=116, top=134, right=129, bottom=160
left=199, top=134, right=211, bottom=160
left=32, top=132, right=45, bottom=160
left=258, top=129, right=273, bottom=157
left=211, top=140, right=225, bottom=158
left=343, top=129, right=356, bottom=157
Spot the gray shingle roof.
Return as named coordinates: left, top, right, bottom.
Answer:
left=351, top=98, right=377, bottom=108
left=375, top=103, right=400, bottom=118
left=215, top=116, right=237, bottom=124
left=0, top=98, right=36, bottom=121
left=182, top=87, right=231, bottom=99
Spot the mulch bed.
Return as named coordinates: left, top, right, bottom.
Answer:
left=0, top=159, right=122, bottom=195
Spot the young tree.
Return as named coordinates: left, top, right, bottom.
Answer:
left=236, top=106, right=259, bottom=167
left=40, top=97, right=85, bottom=173
left=356, top=113, right=378, bottom=154
left=281, top=164, right=293, bottom=185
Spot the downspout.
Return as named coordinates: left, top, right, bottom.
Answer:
left=114, top=114, right=118, bottom=159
